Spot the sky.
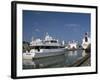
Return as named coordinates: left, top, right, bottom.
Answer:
left=23, top=10, right=90, bottom=42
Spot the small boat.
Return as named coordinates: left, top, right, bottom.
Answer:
left=23, top=33, right=66, bottom=59
left=66, top=40, right=78, bottom=50
left=82, top=32, right=91, bottom=51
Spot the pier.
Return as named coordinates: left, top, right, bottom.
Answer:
left=67, top=54, right=90, bottom=67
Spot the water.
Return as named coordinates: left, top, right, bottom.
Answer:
left=23, top=50, right=90, bottom=69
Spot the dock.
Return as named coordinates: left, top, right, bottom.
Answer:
left=67, top=54, right=90, bottom=67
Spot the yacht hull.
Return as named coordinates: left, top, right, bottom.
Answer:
left=82, top=43, right=90, bottom=50
left=23, top=49, right=66, bottom=59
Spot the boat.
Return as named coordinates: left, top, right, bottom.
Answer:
left=81, top=32, right=91, bottom=51
left=66, top=40, right=78, bottom=50
left=23, top=33, right=66, bottom=59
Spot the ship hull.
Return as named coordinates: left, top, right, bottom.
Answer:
left=23, top=48, right=66, bottom=59
left=82, top=43, right=90, bottom=50
left=85, top=44, right=91, bottom=52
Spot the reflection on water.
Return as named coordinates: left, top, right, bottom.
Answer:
left=23, top=50, right=90, bottom=69
left=82, top=50, right=87, bottom=57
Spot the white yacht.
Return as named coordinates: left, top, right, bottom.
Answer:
left=23, top=33, right=66, bottom=59
left=66, top=40, right=78, bottom=50
left=82, top=32, right=91, bottom=50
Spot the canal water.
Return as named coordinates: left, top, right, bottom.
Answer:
left=23, top=50, right=90, bottom=69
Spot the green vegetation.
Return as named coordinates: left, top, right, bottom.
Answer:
left=23, top=41, right=30, bottom=53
